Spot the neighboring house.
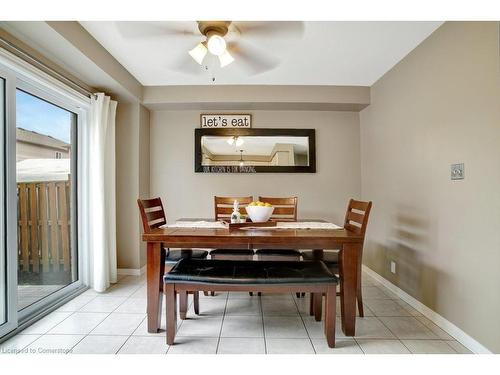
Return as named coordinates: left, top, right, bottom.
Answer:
left=16, top=127, right=70, bottom=162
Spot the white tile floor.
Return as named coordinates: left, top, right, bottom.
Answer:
left=0, top=271, right=473, bottom=354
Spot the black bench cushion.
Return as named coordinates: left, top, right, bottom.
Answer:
left=255, top=249, right=301, bottom=256
left=165, top=249, right=209, bottom=262
left=164, top=259, right=337, bottom=285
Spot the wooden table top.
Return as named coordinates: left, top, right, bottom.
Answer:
left=142, top=218, right=364, bottom=248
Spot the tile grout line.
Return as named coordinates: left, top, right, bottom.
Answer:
left=259, top=294, right=267, bottom=354
left=214, top=292, right=229, bottom=354
left=111, top=281, right=144, bottom=354
left=19, top=293, right=97, bottom=338
left=8, top=280, right=141, bottom=353
left=37, top=308, right=80, bottom=334
left=20, top=307, right=85, bottom=352
left=354, top=338, right=367, bottom=354
left=67, top=310, right=114, bottom=353
left=84, top=280, right=147, bottom=354
left=114, top=333, right=133, bottom=354
left=373, top=313, right=421, bottom=353
left=292, top=294, right=316, bottom=354
left=358, top=284, right=440, bottom=354
left=398, top=337, right=413, bottom=354
left=65, top=281, right=143, bottom=352
left=72, top=280, right=144, bottom=354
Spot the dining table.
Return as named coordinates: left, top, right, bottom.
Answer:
left=141, top=219, right=364, bottom=336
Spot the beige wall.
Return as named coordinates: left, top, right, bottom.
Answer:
left=150, top=110, right=361, bottom=225
left=115, top=102, right=151, bottom=270
left=138, top=104, right=151, bottom=267
left=143, top=85, right=370, bottom=112
left=360, top=22, right=500, bottom=353
left=115, top=102, right=140, bottom=269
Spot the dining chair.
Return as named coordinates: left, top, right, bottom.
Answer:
left=209, top=196, right=256, bottom=296
left=254, top=196, right=303, bottom=298
left=210, top=196, right=255, bottom=261
left=301, top=199, right=372, bottom=317
left=137, top=197, right=209, bottom=317
left=255, top=196, right=301, bottom=261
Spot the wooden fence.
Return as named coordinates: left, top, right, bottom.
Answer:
left=17, top=181, right=71, bottom=273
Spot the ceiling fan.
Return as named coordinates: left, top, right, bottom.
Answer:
left=115, top=21, right=304, bottom=74
left=188, top=21, right=234, bottom=67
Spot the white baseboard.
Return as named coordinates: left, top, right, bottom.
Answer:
left=362, top=265, right=492, bottom=354
left=117, top=265, right=146, bottom=276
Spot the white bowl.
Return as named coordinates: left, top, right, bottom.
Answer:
left=245, top=205, right=274, bottom=223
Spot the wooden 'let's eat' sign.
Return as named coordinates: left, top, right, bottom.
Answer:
left=200, top=114, right=252, bottom=128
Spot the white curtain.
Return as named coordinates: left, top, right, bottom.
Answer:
left=85, top=93, right=118, bottom=292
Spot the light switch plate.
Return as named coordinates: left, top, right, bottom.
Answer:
left=451, top=163, right=464, bottom=180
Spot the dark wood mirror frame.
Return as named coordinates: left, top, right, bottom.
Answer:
left=195, top=128, right=316, bottom=173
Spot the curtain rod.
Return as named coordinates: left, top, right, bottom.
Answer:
left=0, top=36, right=96, bottom=99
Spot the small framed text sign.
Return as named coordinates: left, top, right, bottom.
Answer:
left=200, top=114, right=252, bottom=128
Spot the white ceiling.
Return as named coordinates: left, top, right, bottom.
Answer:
left=80, top=21, right=442, bottom=86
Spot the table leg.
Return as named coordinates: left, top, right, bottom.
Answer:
left=340, top=242, right=361, bottom=336
left=309, top=249, right=324, bottom=320
left=147, top=242, right=164, bottom=333
left=313, top=293, right=322, bottom=321
left=165, top=283, right=177, bottom=345
left=325, top=284, right=336, bottom=348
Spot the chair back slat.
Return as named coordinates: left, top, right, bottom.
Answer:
left=140, top=197, right=162, bottom=209
left=258, top=197, right=297, bottom=205
left=216, top=206, right=251, bottom=215
left=343, top=199, right=372, bottom=236
left=214, top=196, right=253, bottom=221
left=146, top=209, right=165, bottom=222
left=346, top=211, right=364, bottom=225
left=259, top=196, right=298, bottom=221
left=350, top=200, right=371, bottom=211
left=138, top=197, right=167, bottom=233
left=270, top=207, right=296, bottom=216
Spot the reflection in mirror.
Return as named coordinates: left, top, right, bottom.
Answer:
left=201, top=136, right=310, bottom=167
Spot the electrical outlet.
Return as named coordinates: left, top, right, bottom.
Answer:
left=451, top=163, right=464, bottom=180
left=390, top=261, right=396, bottom=274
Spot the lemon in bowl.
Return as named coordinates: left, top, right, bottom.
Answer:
left=245, top=201, right=274, bottom=222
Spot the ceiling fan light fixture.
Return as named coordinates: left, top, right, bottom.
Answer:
left=219, top=50, right=234, bottom=67
left=188, top=42, right=207, bottom=65
left=207, top=34, right=226, bottom=56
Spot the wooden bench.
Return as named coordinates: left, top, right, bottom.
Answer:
left=164, top=259, right=338, bottom=348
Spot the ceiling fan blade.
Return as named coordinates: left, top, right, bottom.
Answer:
left=167, top=53, right=207, bottom=76
left=233, top=21, right=304, bottom=39
left=227, top=41, right=280, bottom=75
left=115, top=21, right=198, bottom=39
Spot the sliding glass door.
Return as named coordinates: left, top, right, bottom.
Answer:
left=0, top=53, right=87, bottom=338
left=0, top=76, right=6, bottom=332
left=15, top=88, right=78, bottom=312
left=1, top=69, right=18, bottom=338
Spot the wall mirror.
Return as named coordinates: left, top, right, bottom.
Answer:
left=195, top=128, right=316, bottom=173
